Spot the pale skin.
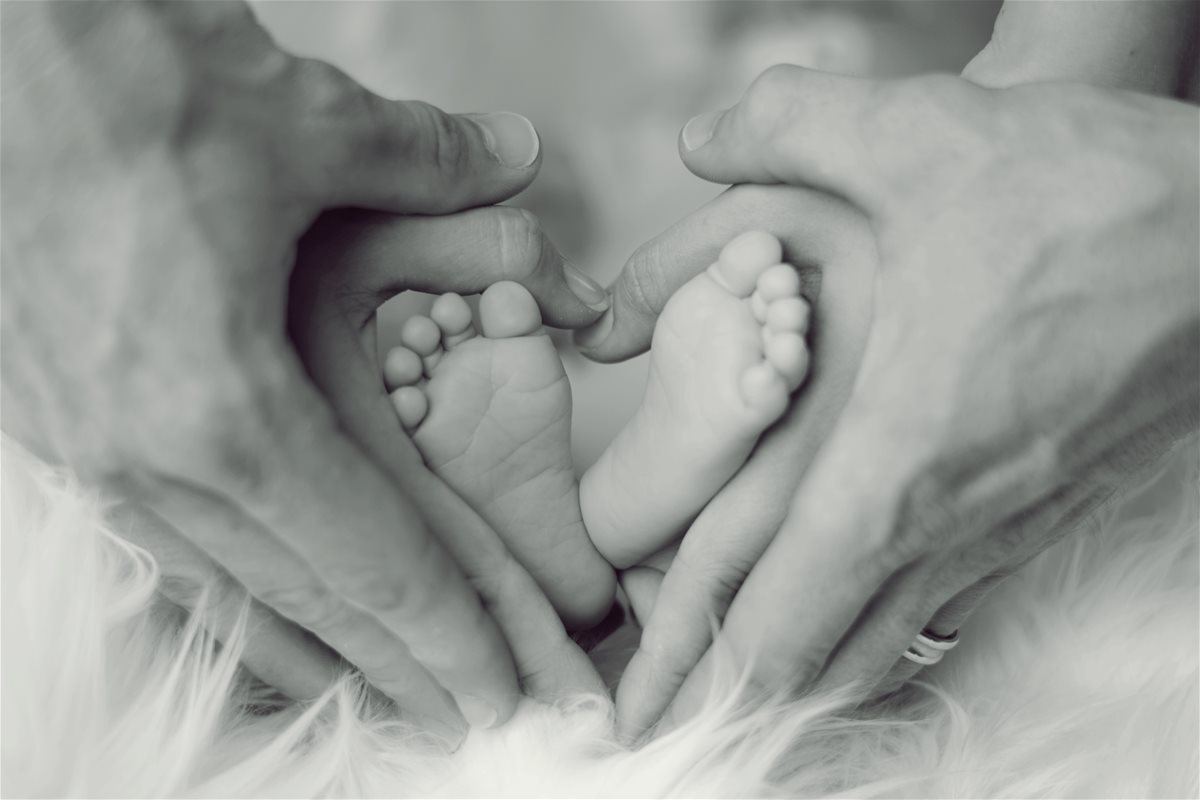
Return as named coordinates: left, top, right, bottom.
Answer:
left=7, top=0, right=1197, bottom=744
left=575, top=1, right=1200, bottom=736
left=1, top=1, right=611, bottom=743
left=379, top=232, right=812, bottom=636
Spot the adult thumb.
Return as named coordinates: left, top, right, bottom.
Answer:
left=297, top=62, right=543, bottom=214
left=678, top=65, right=888, bottom=213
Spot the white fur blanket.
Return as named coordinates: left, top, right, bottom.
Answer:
left=2, top=437, right=1197, bottom=798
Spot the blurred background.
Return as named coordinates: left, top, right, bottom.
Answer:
left=253, top=1, right=1000, bottom=468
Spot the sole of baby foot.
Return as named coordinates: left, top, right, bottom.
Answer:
left=384, top=283, right=616, bottom=630
left=580, top=231, right=811, bottom=569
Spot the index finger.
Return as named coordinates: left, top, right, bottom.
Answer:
left=576, top=184, right=858, bottom=363
left=693, top=401, right=919, bottom=707
left=166, top=349, right=520, bottom=728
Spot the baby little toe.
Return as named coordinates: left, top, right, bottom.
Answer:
left=740, top=361, right=790, bottom=417
left=479, top=281, right=543, bottom=339
left=750, top=291, right=770, bottom=323
left=401, top=315, right=444, bottom=375
left=383, top=346, right=424, bottom=392
left=708, top=231, right=782, bottom=297
left=391, top=385, right=429, bottom=430
left=431, top=293, right=477, bottom=348
left=765, top=332, right=810, bottom=390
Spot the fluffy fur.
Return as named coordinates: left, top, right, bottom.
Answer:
left=2, top=436, right=1197, bottom=798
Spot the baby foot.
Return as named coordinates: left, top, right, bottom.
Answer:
left=384, top=283, right=616, bottom=629
left=580, top=231, right=811, bottom=568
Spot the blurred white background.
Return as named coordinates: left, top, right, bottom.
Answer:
left=253, top=1, right=999, bottom=468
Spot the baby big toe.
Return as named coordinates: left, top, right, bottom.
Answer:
left=708, top=231, right=783, bottom=298
left=401, top=315, right=445, bottom=375
left=479, top=281, right=543, bottom=339
left=390, top=385, right=429, bottom=430
left=431, top=293, right=477, bottom=348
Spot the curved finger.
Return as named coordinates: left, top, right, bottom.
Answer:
left=154, top=350, right=521, bottom=731
left=614, top=190, right=876, bottom=734
left=870, top=573, right=1007, bottom=698
left=678, top=67, right=989, bottom=218
left=700, top=398, right=923, bottom=703
left=862, top=479, right=1119, bottom=697
left=678, top=65, right=883, bottom=209
left=290, top=59, right=541, bottom=214
left=136, top=479, right=476, bottom=739
left=576, top=184, right=865, bottom=363
left=113, top=503, right=341, bottom=703
left=289, top=297, right=606, bottom=702
left=298, top=206, right=607, bottom=330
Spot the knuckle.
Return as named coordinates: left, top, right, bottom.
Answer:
left=492, top=207, right=546, bottom=280
left=296, top=58, right=364, bottom=120
left=675, top=550, right=747, bottom=608
left=156, top=362, right=282, bottom=499
left=742, top=63, right=806, bottom=131
left=349, top=570, right=417, bottom=620
left=877, top=469, right=959, bottom=566
left=637, top=629, right=699, bottom=683
left=405, top=100, right=468, bottom=176
left=747, top=63, right=806, bottom=107
left=258, top=581, right=344, bottom=632
left=619, top=238, right=676, bottom=319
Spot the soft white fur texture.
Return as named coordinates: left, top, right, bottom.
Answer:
left=3, top=436, right=1197, bottom=798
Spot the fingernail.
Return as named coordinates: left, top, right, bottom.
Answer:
left=466, top=111, right=540, bottom=169
left=453, top=693, right=499, bottom=729
left=564, top=263, right=611, bottom=312
left=574, top=306, right=614, bottom=350
left=682, top=109, right=724, bottom=151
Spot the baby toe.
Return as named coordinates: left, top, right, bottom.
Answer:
left=765, top=332, right=810, bottom=390
left=750, top=291, right=770, bottom=323
left=479, top=281, right=543, bottom=339
left=739, top=361, right=789, bottom=417
left=709, top=230, right=782, bottom=297
left=431, top=293, right=477, bottom=348
left=382, top=346, right=424, bottom=391
left=401, top=315, right=445, bottom=374
left=390, top=385, right=429, bottom=430
left=765, top=296, right=811, bottom=336
left=756, top=263, right=802, bottom=301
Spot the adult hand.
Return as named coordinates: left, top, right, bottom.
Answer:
left=1, top=1, right=606, bottom=739
left=584, top=69, right=1199, bottom=733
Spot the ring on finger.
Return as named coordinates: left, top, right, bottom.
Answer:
left=902, top=627, right=959, bottom=666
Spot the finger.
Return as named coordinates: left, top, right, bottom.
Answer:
left=289, top=297, right=606, bottom=702
left=160, top=350, right=520, bottom=731
left=135, top=478, right=476, bottom=740
left=870, top=574, right=1006, bottom=698
left=697, top=397, right=923, bottom=705
left=576, top=184, right=863, bottom=363
left=678, top=66, right=883, bottom=207
left=292, top=60, right=542, bottom=214
left=614, top=189, right=876, bottom=735
left=862, top=479, right=1117, bottom=698
left=299, top=206, right=608, bottom=330
left=112, top=503, right=342, bottom=703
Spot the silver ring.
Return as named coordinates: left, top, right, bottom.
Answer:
left=902, top=628, right=959, bottom=666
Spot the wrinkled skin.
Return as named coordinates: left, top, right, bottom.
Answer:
left=1, top=1, right=605, bottom=742
left=584, top=66, right=1199, bottom=734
